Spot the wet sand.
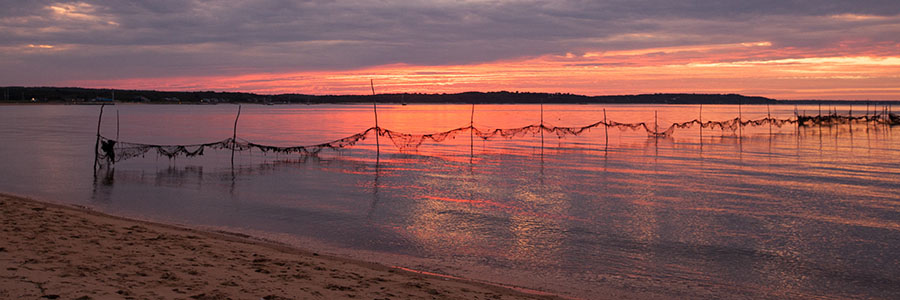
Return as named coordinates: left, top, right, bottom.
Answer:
left=0, top=193, right=567, bottom=299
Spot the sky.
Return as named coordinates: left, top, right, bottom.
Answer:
left=2, top=0, right=899, bottom=99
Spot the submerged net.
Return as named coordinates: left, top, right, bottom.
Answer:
left=97, top=113, right=899, bottom=165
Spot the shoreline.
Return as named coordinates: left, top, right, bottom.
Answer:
left=0, top=193, right=569, bottom=299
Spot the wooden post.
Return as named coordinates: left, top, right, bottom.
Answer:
left=93, top=104, right=106, bottom=171
left=540, top=102, right=544, bottom=125
left=654, top=110, right=658, bottom=136
left=231, top=105, right=241, bottom=165
left=470, top=102, right=475, bottom=162
left=603, top=108, right=609, bottom=149
left=795, top=105, right=800, bottom=150
left=738, top=101, right=743, bottom=137
left=699, top=104, right=703, bottom=147
left=470, top=102, right=475, bottom=128
left=540, top=102, right=544, bottom=156
left=371, top=80, right=380, bottom=157
left=654, top=110, right=659, bottom=156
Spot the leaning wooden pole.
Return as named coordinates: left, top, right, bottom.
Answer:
left=231, top=105, right=241, bottom=165
left=116, top=109, right=120, bottom=141
left=371, top=79, right=380, bottom=157
left=93, top=104, right=106, bottom=171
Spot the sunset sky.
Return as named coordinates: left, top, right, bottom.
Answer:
left=2, top=0, right=899, bottom=99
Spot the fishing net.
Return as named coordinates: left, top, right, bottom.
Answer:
left=96, top=113, right=899, bottom=165
left=98, top=138, right=228, bottom=163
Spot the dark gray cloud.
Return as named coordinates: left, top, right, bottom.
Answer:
left=1, top=0, right=899, bottom=84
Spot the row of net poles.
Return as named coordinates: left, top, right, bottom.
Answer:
left=603, top=108, right=609, bottom=154
left=369, top=80, right=382, bottom=198
left=371, top=79, right=380, bottom=163
left=738, top=99, right=743, bottom=138
left=539, top=101, right=545, bottom=177
left=654, top=110, right=659, bottom=156
left=849, top=104, right=853, bottom=145
left=795, top=104, right=800, bottom=158
left=699, top=104, right=703, bottom=151
left=767, top=103, right=773, bottom=154
left=867, top=103, right=871, bottom=137
left=738, top=100, right=743, bottom=155
left=231, top=105, right=241, bottom=168
left=470, top=102, right=475, bottom=163
left=818, top=103, right=823, bottom=148
left=93, top=104, right=106, bottom=176
left=92, top=105, right=120, bottom=176
left=541, top=100, right=544, bottom=157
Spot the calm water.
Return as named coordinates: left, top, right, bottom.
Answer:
left=2, top=104, right=900, bottom=299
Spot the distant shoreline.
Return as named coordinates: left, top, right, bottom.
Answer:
left=3, top=86, right=897, bottom=105
left=3, top=100, right=898, bottom=106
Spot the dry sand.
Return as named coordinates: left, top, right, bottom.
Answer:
left=0, top=194, right=564, bottom=300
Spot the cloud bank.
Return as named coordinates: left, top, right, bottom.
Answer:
left=2, top=0, right=899, bottom=98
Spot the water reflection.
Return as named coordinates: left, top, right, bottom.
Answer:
left=367, top=159, right=381, bottom=222
left=91, top=167, right=114, bottom=204
left=4, top=104, right=900, bottom=299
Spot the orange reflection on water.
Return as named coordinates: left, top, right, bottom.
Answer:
left=75, top=104, right=900, bottom=298
left=422, top=195, right=514, bottom=210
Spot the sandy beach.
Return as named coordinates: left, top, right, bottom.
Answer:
left=0, top=194, right=565, bottom=300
